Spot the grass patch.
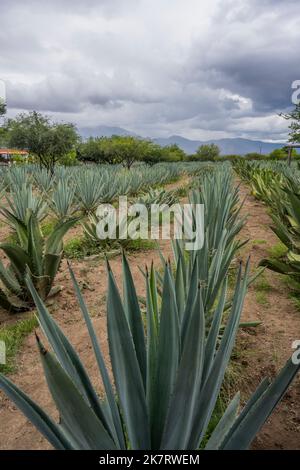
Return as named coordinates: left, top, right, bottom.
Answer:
left=255, top=291, right=269, bottom=305
left=268, top=241, right=288, bottom=259
left=64, top=236, right=97, bottom=259
left=64, top=235, right=156, bottom=259
left=41, top=218, right=57, bottom=237
left=253, top=272, right=271, bottom=306
left=126, top=238, right=156, bottom=252
left=252, top=238, right=267, bottom=245
left=0, top=315, right=38, bottom=374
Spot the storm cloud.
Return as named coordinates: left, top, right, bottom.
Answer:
left=0, top=0, right=298, bottom=141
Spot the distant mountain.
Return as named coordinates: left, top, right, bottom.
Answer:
left=78, top=126, right=287, bottom=155
left=154, top=135, right=287, bottom=155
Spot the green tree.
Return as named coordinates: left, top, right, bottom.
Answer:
left=77, top=137, right=108, bottom=164
left=281, top=104, right=300, bottom=142
left=0, top=99, right=7, bottom=147
left=268, top=148, right=298, bottom=160
left=141, top=142, right=164, bottom=165
left=5, top=111, right=79, bottom=173
left=195, top=143, right=220, bottom=161
left=109, top=135, right=150, bottom=169
left=161, top=144, right=185, bottom=162
left=0, top=98, right=6, bottom=117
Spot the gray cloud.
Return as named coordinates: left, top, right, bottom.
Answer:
left=0, top=0, right=298, bottom=140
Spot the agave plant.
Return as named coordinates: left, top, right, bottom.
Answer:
left=33, top=168, right=55, bottom=193
left=136, top=188, right=178, bottom=209
left=260, top=186, right=300, bottom=281
left=0, top=211, right=78, bottom=312
left=49, top=179, right=77, bottom=220
left=3, top=183, right=48, bottom=227
left=152, top=171, right=247, bottom=312
left=74, top=171, right=105, bottom=214
left=7, top=166, right=30, bottom=189
left=0, top=253, right=299, bottom=449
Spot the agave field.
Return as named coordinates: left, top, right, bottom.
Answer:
left=235, top=160, right=300, bottom=284
left=0, top=160, right=299, bottom=450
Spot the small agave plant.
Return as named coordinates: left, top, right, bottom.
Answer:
left=0, top=253, right=299, bottom=449
left=0, top=211, right=78, bottom=312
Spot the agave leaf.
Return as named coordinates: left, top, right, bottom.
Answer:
left=223, top=358, right=300, bottom=449
left=161, top=286, right=205, bottom=449
left=107, top=262, right=150, bottom=449
left=188, top=260, right=249, bottom=449
left=27, top=214, right=44, bottom=276
left=286, top=191, right=300, bottom=226
left=26, top=275, right=112, bottom=438
left=122, top=252, right=146, bottom=387
left=68, top=263, right=125, bottom=449
left=37, top=336, right=116, bottom=450
left=0, top=287, right=24, bottom=312
left=45, top=217, right=79, bottom=254
left=145, top=266, right=159, bottom=428
left=149, top=262, right=159, bottom=330
left=0, top=243, right=31, bottom=280
left=0, top=207, right=28, bottom=248
left=41, top=253, right=62, bottom=298
left=180, top=256, right=199, bottom=344
left=0, top=373, right=74, bottom=450
left=202, top=279, right=227, bottom=383
left=175, top=253, right=185, bottom=322
left=205, top=392, right=240, bottom=450
left=259, top=257, right=292, bottom=274
left=219, top=378, right=270, bottom=449
left=0, top=259, right=22, bottom=296
left=151, top=264, right=180, bottom=449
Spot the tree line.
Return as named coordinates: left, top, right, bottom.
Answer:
left=1, top=106, right=300, bottom=172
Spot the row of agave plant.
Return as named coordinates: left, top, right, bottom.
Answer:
left=0, top=165, right=299, bottom=449
left=234, top=159, right=300, bottom=284
left=0, top=161, right=208, bottom=208
left=0, top=162, right=211, bottom=312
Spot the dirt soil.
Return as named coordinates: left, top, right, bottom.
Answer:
left=236, top=180, right=300, bottom=450
left=0, top=177, right=299, bottom=449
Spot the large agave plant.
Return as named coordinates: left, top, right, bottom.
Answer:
left=0, top=253, right=299, bottom=449
left=260, top=186, right=300, bottom=281
left=0, top=212, right=78, bottom=312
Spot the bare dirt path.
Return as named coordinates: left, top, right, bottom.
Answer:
left=236, top=180, right=300, bottom=449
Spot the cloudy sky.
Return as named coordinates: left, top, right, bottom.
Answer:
left=0, top=0, right=299, bottom=141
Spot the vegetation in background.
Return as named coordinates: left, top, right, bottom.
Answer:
left=4, top=111, right=79, bottom=174
left=77, top=136, right=186, bottom=167
left=192, top=143, right=220, bottom=161
left=281, top=103, right=300, bottom=143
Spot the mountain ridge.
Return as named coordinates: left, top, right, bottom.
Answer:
left=78, top=126, right=287, bottom=155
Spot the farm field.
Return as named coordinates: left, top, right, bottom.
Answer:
left=0, top=161, right=299, bottom=450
